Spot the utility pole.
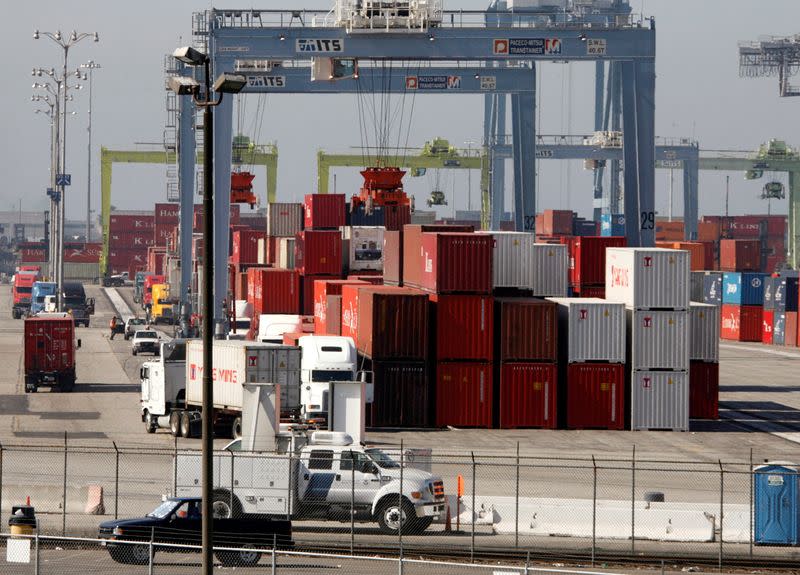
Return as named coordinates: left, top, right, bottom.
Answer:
left=725, top=175, right=730, bottom=218
left=80, top=61, right=100, bottom=243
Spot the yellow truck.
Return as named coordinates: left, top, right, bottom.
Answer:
left=149, top=283, right=175, bottom=325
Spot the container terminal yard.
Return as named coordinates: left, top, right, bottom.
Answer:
left=2, top=1, right=800, bottom=574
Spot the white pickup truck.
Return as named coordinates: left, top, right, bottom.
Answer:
left=175, top=431, right=445, bottom=534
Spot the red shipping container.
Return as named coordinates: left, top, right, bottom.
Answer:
left=247, top=267, right=300, bottom=316
left=341, top=285, right=428, bottom=360
left=234, top=272, right=248, bottom=301
left=701, top=241, right=716, bottom=271
left=383, top=230, right=402, bottom=286
left=416, top=233, right=493, bottom=294
left=383, top=204, right=412, bottom=232
left=110, top=231, right=156, bottom=249
left=431, top=294, right=493, bottom=361
left=63, top=245, right=102, bottom=263
left=689, top=361, right=719, bottom=420
left=670, top=242, right=706, bottom=271
left=265, top=236, right=278, bottom=265
left=565, top=363, right=625, bottom=430
left=295, top=230, right=342, bottom=276
left=109, top=213, right=154, bottom=232
left=313, top=279, right=366, bottom=335
left=19, top=248, right=46, bottom=262
left=369, top=361, right=431, bottom=428
left=231, top=230, right=265, bottom=264
left=785, top=311, right=798, bottom=348
left=154, top=203, right=180, bottom=224
left=541, top=210, right=573, bottom=236
left=566, top=236, right=627, bottom=287
left=402, top=225, right=474, bottom=289
left=108, top=249, right=146, bottom=268
left=762, top=310, right=775, bottom=344
left=347, top=274, right=383, bottom=284
left=720, top=304, right=762, bottom=342
left=495, top=298, right=557, bottom=361
left=436, top=362, right=493, bottom=428
left=720, top=239, right=761, bottom=272
left=497, top=362, right=557, bottom=429
left=574, top=285, right=605, bottom=298
left=325, top=295, right=342, bottom=336
left=24, top=316, right=77, bottom=378
left=304, top=194, right=346, bottom=229
left=301, top=274, right=342, bottom=316
left=193, top=204, right=241, bottom=231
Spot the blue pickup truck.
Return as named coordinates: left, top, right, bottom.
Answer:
left=98, top=497, right=293, bottom=566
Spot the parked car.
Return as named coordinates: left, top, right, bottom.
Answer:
left=98, top=497, right=292, bottom=565
left=132, top=330, right=160, bottom=356
left=124, top=317, right=148, bottom=340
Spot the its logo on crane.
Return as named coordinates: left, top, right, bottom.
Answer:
left=296, top=39, right=344, bottom=53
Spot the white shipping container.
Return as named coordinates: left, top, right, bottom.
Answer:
left=478, top=231, right=535, bottom=289
left=343, top=226, right=384, bottom=271
left=185, top=340, right=302, bottom=415
left=630, top=370, right=689, bottom=431
left=547, top=297, right=626, bottom=363
left=257, top=237, right=267, bottom=265
left=689, top=302, right=720, bottom=362
left=627, top=309, right=689, bottom=370
left=530, top=243, right=568, bottom=296
left=605, top=248, right=690, bottom=310
left=266, top=202, right=303, bottom=237
left=63, top=262, right=100, bottom=282
left=278, top=238, right=295, bottom=269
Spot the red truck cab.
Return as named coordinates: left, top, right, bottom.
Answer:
left=24, top=314, right=80, bottom=393
left=12, top=272, right=39, bottom=319
left=142, top=274, right=166, bottom=311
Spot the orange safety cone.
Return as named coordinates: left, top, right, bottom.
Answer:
left=26, top=496, right=30, bottom=506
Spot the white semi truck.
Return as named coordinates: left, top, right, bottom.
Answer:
left=140, top=340, right=302, bottom=438
left=297, top=335, right=358, bottom=425
left=176, top=429, right=446, bottom=534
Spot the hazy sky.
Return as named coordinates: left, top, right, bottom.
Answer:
left=2, top=0, right=799, bottom=226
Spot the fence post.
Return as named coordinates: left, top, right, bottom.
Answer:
left=0, top=441, right=4, bottom=528
left=173, top=435, right=178, bottom=496
left=749, top=448, right=753, bottom=559
left=524, top=550, right=530, bottom=575
left=514, top=442, right=520, bottom=549
left=34, top=532, right=40, bottom=575
left=113, top=442, right=120, bottom=519
left=230, top=451, right=235, bottom=512
left=592, top=455, right=597, bottom=567
left=398, top=439, right=404, bottom=575
left=630, top=444, right=636, bottom=556
left=62, top=431, right=67, bottom=535
left=350, top=451, right=356, bottom=556
left=471, top=451, right=476, bottom=563
left=272, top=534, right=277, bottom=575
left=148, top=526, right=155, bottom=575
left=718, top=459, right=724, bottom=570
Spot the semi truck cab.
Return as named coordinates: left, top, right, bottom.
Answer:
left=30, top=281, right=58, bottom=315
left=298, top=335, right=357, bottom=424
left=12, top=273, right=37, bottom=319
left=149, top=283, right=174, bottom=325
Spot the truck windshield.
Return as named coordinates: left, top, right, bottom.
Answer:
left=311, top=369, right=353, bottom=382
left=365, top=448, right=401, bottom=469
left=64, top=297, right=85, bottom=306
left=147, top=500, right=180, bottom=519
left=16, top=287, right=32, bottom=294
left=137, top=331, right=158, bottom=339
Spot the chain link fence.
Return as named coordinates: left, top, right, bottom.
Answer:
left=1, top=440, right=799, bottom=570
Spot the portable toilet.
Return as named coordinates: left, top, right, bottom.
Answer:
left=754, top=462, right=799, bottom=545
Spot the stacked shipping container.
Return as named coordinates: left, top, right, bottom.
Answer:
left=720, top=272, right=765, bottom=342
left=689, top=303, right=720, bottom=419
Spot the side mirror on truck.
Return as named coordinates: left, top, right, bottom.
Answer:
left=76, top=339, right=82, bottom=349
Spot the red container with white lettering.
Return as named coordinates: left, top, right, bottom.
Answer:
left=436, top=362, right=493, bottom=428
left=566, top=236, right=627, bottom=287
left=109, top=212, right=154, bottom=232
left=720, top=239, right=761, bottom=272
left=313, top=279, right=367, bottom=335
left=720, top=303, right=762, bottom=342
left=762, top=309, right=775, bottom=344
left=415, top=233, right=493, bottom=294
left=497, top=362, right=558, bottom=429
left=247, top=267, right=300, bottom=316
left=231, top=230, right=266, bottom=265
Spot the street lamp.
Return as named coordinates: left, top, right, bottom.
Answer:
left=34, top=29, right=98, bottom=310
left=168, top=45, right=245, bottom=575
left=80, top=60, right=100, bottom=243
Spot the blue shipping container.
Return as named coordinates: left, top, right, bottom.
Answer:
left=786, top=277, right=799, bottom=313
left=754, top=463, right=799, bottom=545
left=703, top=273, right=723, bottom=306
left=600, top=213, right=625, bottom=237
left=722, top=272, right=767, bottom=306
left=348, top=204, right=386, bottom=227
left=773, top=311, right=786, bottom=345
left=763, top=276, right=775, bottom=310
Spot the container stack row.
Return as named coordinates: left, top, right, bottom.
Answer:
left=762, top=273, right=800, bottom=347
left=605, top=248, right=691, bottom=431
left=720, top=271, right=766, bottom=342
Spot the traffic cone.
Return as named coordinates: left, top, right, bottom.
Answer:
left=26, top=496, right=30, bottom=506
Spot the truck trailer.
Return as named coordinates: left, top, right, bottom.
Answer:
left=24, top=314, right=81, bottom=392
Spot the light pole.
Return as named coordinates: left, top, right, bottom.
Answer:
left=80, top=60, right=100, bottom=243
left=31, top=93, right=58, bottom=273
left=34, top=29, right=98, bottom=309
left=169, top=45, right=245, bottom=575
left=465, top=139, right=478, bottom=212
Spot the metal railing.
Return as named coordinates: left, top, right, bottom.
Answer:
left=0, top=440, right=798, bottom=570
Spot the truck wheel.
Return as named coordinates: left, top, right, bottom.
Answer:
left=61, top=376, right=75, bottom=393
left=180, top=411, right=193, bottom=438
left=169, top=411, right=182, bottom=437
left=145, top=412, right=157, bottom=434
left=376, top=499, right=416, bottom=535
left=212, top=492, right=242, bottom=519
left=132, top=349, right=137, bottom=356
left=128, top=544, right=151, bottom=565
left=231, top=417, right=242, bottom=439
left=216, top=549, right=261, bottom=567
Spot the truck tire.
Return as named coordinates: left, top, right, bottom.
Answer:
left=180, top=411, right=193, bottom=438
left=231, top=417, right=242, bottom=439
left=169, top=411, right=182, bottom=437
left=145, top=411, right=157, bottom=434
left=376, top=498, right=416, bottom=535
left=216, top=549, right=261, bottom=567
left=24, top=376, right=37, bottom=394
left=132, top=349, right=137, bottom=356
left=60, top=375, right=75, bottom=393
left=212, top=491, right=242, bottom=519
